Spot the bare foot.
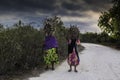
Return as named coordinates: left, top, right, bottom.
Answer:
left=68, top=69, right=72, bottom=72
left=45, top=66, right=49, bottom=70
left=74, top=69, right=78, bottom=72
left=51, top=67, right=55, bottom=70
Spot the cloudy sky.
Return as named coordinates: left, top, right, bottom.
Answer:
left=0, top=0, right=112, bottom=33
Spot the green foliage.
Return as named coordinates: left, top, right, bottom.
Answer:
left=0, top=24, right=44, bottom=74
left=80, top=32, right=98, bottom=43
left=80, top=32, right=117, bottom=44
left=55, top=26, right=68, bottom=60
left=0, top=24, right=4, bottom=32
left=98, top=12, right=113, bottom=34
left=0, top=17, right=70, bottom=75
left=66, top=25, right=80, bottom=40
left=43, top=16, right=63, bottom=35
left=98, top=0, right=120, bottom=40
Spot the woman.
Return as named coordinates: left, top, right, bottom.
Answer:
left=67, top=26, right=80, bottom=72
left=43, top=22, right=59, bottom=70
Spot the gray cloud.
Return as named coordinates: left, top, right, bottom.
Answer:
left=0, top=0, right=112, bottom=33
left=0, top=0, right=111, bottom=14
left=0, top=0, right=57, bottom=12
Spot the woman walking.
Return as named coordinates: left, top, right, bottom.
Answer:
left=43, top=18, right=59, bottom=70
left=67, top=25, right=80, bottom=72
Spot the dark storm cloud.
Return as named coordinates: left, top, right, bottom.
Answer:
left=61, top=1, right=83, bottom=11
left=84, top=0, right=111, bottom=6
left=0, top=0, right=111, bottom=33
left=0, top=0, right=57, bottom=12
left=84, top=0, right=112, bottom=11
left=61, top=0, right=112, bottom=12
left=0, top=0, right=111, bottom=14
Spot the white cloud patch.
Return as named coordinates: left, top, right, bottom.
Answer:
left=0, top=15, right=17, bottom=21
left=60, top=10, right=101, bottom=33
left=60, top=16, right=90, bottom=22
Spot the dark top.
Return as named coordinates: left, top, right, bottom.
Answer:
left=68, top=39, right=79, bottom=60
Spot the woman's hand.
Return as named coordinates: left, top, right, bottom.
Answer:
left=76, top=39, right=80, bottom=45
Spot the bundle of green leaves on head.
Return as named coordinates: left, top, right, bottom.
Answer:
left=43, top=16, right=61, bottom=36
left=67, top=25, right=80, bottom=40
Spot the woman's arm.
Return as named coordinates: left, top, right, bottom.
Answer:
left=76, top=39, right=80, bottom=45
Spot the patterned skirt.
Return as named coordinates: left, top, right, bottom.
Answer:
left=67, top=48, right=79, bottom=66
left=44, top=48, right=59, bottom=65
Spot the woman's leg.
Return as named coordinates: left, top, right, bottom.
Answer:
left=68, top=65, right=72, bottom=72
left=74, top=65, right=78, bottom=72
left=45, top=65, right=49, bottom=70
left=51, top=61, right=55, bottom=70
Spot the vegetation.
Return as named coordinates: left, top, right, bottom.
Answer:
left=0, top=17, right=84, bottom=76
left=98, top=0, right=120, bottom=40
left=0, top=22, right=44, bottom=75
left=92, top=0, right=120, bottom=48
left=66, top=25, right=80, bottom=40
left=80, top=32, right=120, bottom=49
left=1, top=1, right=120, bottom=76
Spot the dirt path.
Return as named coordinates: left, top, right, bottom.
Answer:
left=29, top=43, right=120, bottom=80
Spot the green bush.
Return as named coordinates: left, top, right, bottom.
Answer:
left=0, top=17, right=83, bottom=75
left=0, top=25, right=45, bottom=74
left=80, top=32, right=120, bottom=47
left=0, top=20, right=69, bottom=75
